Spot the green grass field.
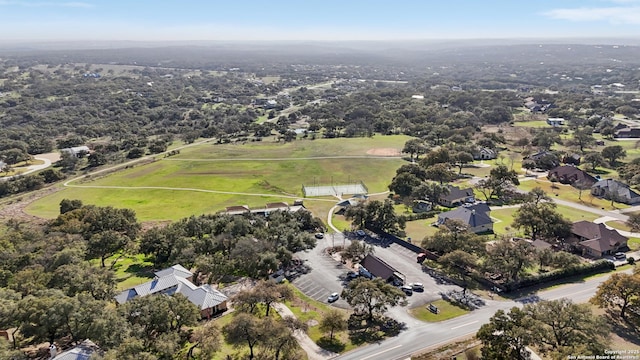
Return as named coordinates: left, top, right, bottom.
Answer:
left=491, top=204, right=600, bottom=236
left=518, top=178, right=629, bottom=210
left=409, top=299, right=469, bottom=322
left=25, top=136, right=410, bottom=221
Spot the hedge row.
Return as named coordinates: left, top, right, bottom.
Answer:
left=400, top=210, right=439, bottom=222
left=505, top=260, right=614, bottom=291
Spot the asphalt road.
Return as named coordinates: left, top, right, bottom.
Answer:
left=335, top=268, right=632, bottom=360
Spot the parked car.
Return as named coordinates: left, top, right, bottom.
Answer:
left=614, top=252, right=626, bottom=260
left=346, top=271, right=359, bottom=279
left=327, top=292, right=339, bottom=303
left=355, top=229, right=366, bottom=237
left=410, top=282, right=424, bottom=291
left=400, top=285, right=413, bottom=295
left=315, top=232, right=324, bottom=239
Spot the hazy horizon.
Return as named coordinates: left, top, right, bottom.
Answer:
left=1, top=0, right=640, bottom=44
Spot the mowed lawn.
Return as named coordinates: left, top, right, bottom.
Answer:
left=175, top=135, right=412, bottom=159
left=26, top=137, right=410, bottom=221
left=490, top=204, right=600, bottom=237
left=518, top=178, right=629, bottom=211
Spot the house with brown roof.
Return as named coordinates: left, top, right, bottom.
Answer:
left=359, top=254, right=404, bottom=283
left=524, top=151, right=560, bottom=170
left=439, top=185, right=475, bottom=207
left=562, top=153, right=581, bottom=166
left=569, top=221, right=628, bottom=258
left=547, top=166, right=597, bottom=187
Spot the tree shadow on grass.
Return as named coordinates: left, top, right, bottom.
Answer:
left=125, top=263, right=154, bottom=276
left=347, top=314, right=406, bottom=345
left=317, top=336, right=346, bottom=353
left=604, top=311, right=640, bottom=346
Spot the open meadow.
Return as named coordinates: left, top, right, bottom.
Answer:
left=25, top=136, right=410, bottom=221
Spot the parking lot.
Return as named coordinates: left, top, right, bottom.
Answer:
left=292, top=234, right=352, bottom=308
left=371, top=241, right=460, bottom=306
left=292, top=232, right=465, bottom=310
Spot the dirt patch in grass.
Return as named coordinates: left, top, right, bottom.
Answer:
left=366, top=148, right=401, bottom=156
left=34, top=152, right=61, bottom=162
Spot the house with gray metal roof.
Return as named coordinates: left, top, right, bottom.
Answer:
left=591, top=179, right=640, bottom=205
left=60, top=145, right=90, bottom=158
left=51, top=339, right=101, bottom=360
left=436, top=203, right=493, bottom=234
left=438, top=185, right=475, bottom=207
left=115, top=264, right=227, bottom=319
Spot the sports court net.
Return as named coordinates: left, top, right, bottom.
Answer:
left=302, top=182, right=368, bottom=197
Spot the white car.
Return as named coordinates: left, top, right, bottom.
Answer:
left=327, top=292, right=339, bottom=303
left=410, top=282, right=424, bottom=291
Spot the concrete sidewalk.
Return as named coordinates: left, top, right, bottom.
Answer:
left=272, top=302, right=338, bottom=360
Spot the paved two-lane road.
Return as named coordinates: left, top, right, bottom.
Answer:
left=334, top=268, right=632, bottom=360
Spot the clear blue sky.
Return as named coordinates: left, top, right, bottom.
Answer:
left=0, top=0, right=639, bottom=41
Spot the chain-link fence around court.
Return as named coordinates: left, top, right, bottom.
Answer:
left=302, top=182, right=368, bottom=197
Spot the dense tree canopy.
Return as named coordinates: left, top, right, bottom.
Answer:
left=479, top=299, right=610, bottom=359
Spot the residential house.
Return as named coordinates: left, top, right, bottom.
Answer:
left=614, top=127, right=640, bottom=138
left=569, top=221, right=628, bottom=258
left=439, top=185, right=475, bottom=207
left=436, top=203, right=493, bottom=234
left=524, top=98, right=554, bottom=113
left=254, top=98, right=278, bottom=109
left=60, top=145, right=90, bottom=158
left=412, top=200, right=432, bottom=213
left=547, top=118, right=565, bottom=127
left=561, top=153, right=581, bottom=166
left=115, top=264, right=228, bottom=319
left=472, top=147, right=497, bottom=160
left=524, top=151, right=560, bottom=170
left=359, top=254, right=404, bottom=283
left=591, top=179, right=640, bottom=205
left=51, top=339, right=102, bottom=360
left=613, top=123, right=629, bottom=131
left=547, top=166, right=597, bottom=187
